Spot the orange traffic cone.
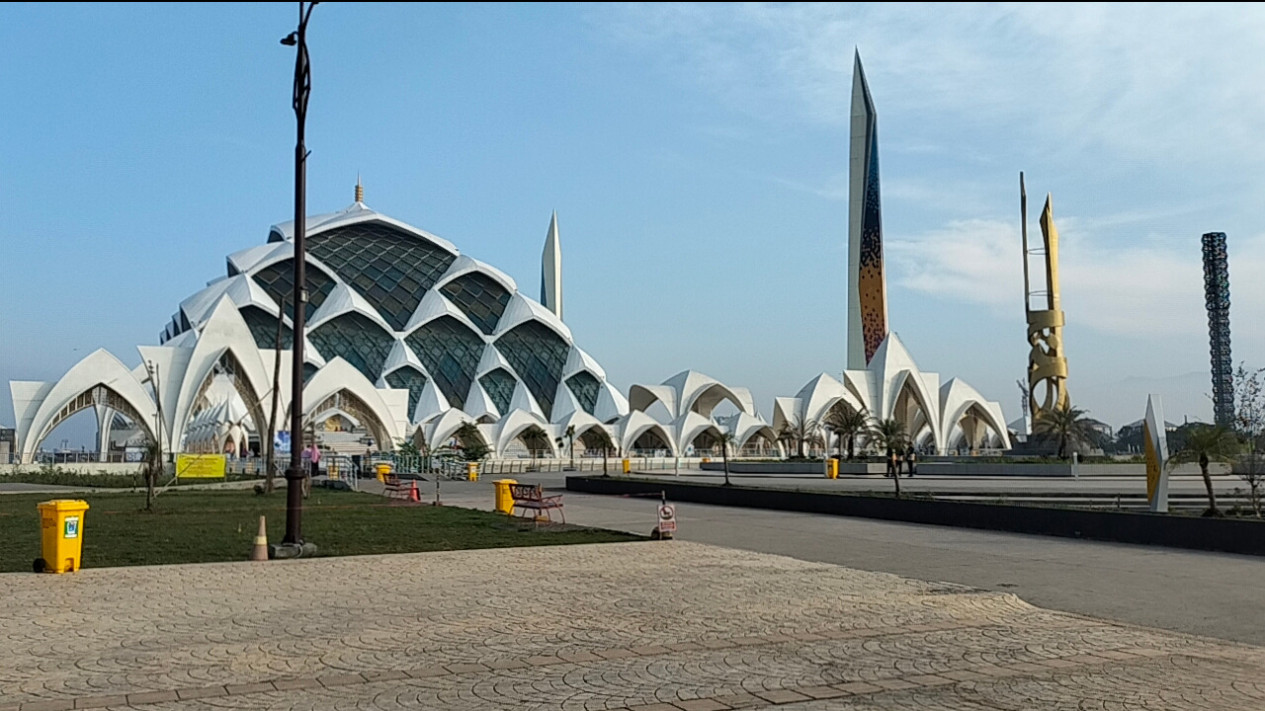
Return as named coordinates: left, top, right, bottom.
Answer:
left=250, top=515, right=269, bottom=561
left=409, top=480, right=421, bottom=503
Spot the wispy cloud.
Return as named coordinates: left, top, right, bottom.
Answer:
left=889, top=216, right=1265, bottom=340
left=601, top=3, right=1265, bottom=177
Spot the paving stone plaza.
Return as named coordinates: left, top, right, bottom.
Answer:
left=4, top=540, right=1265, bottom=710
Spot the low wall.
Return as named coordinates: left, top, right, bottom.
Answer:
left=699, top=461, right=887, bottom=475
left=567, top=476, right=1265, bottom=556
left=700, top=461, right=1221, bottom=477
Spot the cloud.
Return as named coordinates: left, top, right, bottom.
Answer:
left=601, top=4, right=1265, bottom=175
left=889, top=216, right=1265, bottom=340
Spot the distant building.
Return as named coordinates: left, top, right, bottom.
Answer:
left=0, top=426, right=13, bottom=463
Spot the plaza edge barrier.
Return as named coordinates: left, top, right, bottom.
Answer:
left=565, top=476, right=1265, bottom=557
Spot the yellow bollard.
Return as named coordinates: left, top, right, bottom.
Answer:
left=375, top=462, right=391, bottom=483
left=622, top=458, right=631, bottom=474
left=36, top=500, right=90, bottom=573
left=466, top=461, right=479, bottom=481
left=826, top=458, right=839, bottom=479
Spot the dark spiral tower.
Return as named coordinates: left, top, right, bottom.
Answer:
left=1201, top=232, right=1233, bottom=426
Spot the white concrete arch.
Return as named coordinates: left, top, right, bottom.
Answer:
left=629, top=384, right=677, bottom=418
left=619, top=410, right=678, bottom=457
left=166, top=299, right=272, bottom=451
left=495, top=409, right=556, bottom=458
left=426, top=408, right=478, bottom=452
left=13, top=349, right=158, bottom=463
left=303, top=357, right=406, bottom=451
left=676, top=411, right=720, bottom=454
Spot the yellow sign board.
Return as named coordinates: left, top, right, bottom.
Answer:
left=177, top=453, right=227, bottom=479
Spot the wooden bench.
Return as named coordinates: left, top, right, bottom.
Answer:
left=509, top=483, right=564, bottom=523
left=383, top=476, right=419, bottom=503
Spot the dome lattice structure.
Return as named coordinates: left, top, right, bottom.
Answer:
left=10, top=200, right=627, bottom=462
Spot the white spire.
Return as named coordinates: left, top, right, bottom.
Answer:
left=540, top=211, right=562, bottom=320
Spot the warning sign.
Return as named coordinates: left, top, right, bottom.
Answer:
left=658, top=503, right=676, bottom=534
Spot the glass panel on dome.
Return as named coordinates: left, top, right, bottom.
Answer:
left=566, top=371, right=601, bottom=415
left=403, top=316, right=483, bottom=408
left=495, top=321, right=569, bottom=420
left=479, top=368, right=517, bottom=416
left=250, top=259, right=336, bottom=322
left=308, top=312, right=395, bottom=381
left=438, top=272, right=511, bottom=335
left=239, top=306, right=293, bottom=349
left=302, top=363, right=318, bottom=384
left=307, top=222, right=457, bottom=331
left=385, top=367, right=428, bottom=420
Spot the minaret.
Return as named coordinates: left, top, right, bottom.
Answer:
left=847, top=50, right=888, bottom=371
left=354, top=174, right=364, bottom=204
left=540, top=212, right=562, bottom=320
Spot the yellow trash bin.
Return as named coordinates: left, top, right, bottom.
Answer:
left=466, top=461, right=479, bottom=481
left=622, top=458, right=631, bottom=474
left=494, top=479, right=518, bottom=514
left=826, top=458, right=839, bottom=479
left=37, top=500, right=90, bottom=574
left=375, top=462, right=392, bottom=482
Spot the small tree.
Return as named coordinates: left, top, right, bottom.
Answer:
left=872, top=417, right=908, bottom=498
left=823, top=406, right=870, bottom=460
left=1033, top=402, right=1093, bottom=459
left=1169, top=424, right=1239, bottom=517
left=142, top=437, right=163, bottom=512
left=455, top=422, right=490, bottom=462
left=1233, top=365, right=1265, bottom=516
left=263, top=295, right=287, bottom=495
left=717, top=430, right=736, bottom=486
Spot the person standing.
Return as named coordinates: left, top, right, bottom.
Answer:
left=308, top=442, right=322, bottom=478
left=905, top=448, right=917, bottom=477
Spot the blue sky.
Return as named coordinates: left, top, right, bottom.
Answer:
left=3, top=3, right=1262, bottom=444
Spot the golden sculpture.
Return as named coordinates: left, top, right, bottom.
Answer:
left=1021, top=172, right=1069, bottom=423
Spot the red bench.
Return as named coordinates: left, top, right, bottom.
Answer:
left=383, top=476, right=420, bottom=503
left=509, top=484, right=564, bottom=524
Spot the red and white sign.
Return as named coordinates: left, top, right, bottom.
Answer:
left=658, top=503, right=676, bottom=534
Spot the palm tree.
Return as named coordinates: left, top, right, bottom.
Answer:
left=780, top=415, right=820, bottom=459
left=1033, top=403, right=1093, bottom=459
left=872, top=417, right=908, bottom=497
left=1169, top=424, right=1239, bottom=517
left=554, top=424, right=577, bottom=470
left=716, top=430, right=737, bottom=486
left=823, top=406, right=870, bottom=460
left=521, top=425, right=550, bottom=467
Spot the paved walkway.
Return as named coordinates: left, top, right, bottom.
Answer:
left=5, top=541, right=1265, bottom=711
left=422, top=475, right=1265, bottom=646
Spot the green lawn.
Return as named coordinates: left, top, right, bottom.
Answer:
left=0, top=488, right=640, bottom=573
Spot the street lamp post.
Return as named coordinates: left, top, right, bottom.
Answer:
left=281, top=2, right=317, bottom=548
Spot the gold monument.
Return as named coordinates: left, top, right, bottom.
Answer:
left=1020, top=172, right=1069, bottom=424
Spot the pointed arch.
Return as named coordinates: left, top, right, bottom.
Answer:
left=16, top=349, right=157, bottom=462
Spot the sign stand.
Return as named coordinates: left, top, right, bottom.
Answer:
left=656, top=490, right=676, bottom=539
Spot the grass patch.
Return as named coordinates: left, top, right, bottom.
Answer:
left=0, top=489, right=640, bottom=572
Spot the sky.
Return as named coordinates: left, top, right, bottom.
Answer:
left=2, top=2, right=1262, bottom=446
